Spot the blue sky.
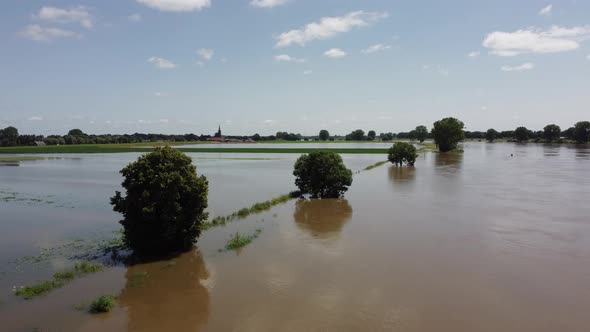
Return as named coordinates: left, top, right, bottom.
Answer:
left=1, top=0, right=589, bottom=135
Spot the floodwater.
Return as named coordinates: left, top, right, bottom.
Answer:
left=1, top=142, right=590, bottom=331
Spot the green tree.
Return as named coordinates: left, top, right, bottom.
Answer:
left=346, top=129, right=365, bottom=141
left=514, top=126, right=530, bottom=142
left=110, top=146, right=209, bottom=255
left=573, top=121, right=590, bottom=143
left=252, top=133, right=261, bottom=141
left=415, top=125, right=428, bottom=143
left=388, top=142, right=417, bottom=166
left=0, top=126, right=19, bottom=146
left=485, top=129, right=498, bottom=142
left=367, top=130, right=376, bottom=140
left=293, top=151, right=353, bottom=198
left=408, top=130, right=417, bottom=141
left=68, top=129, right=85, bottom=136
left=319, top=129, right=330, bottom=141
left=543, top=124, right=561, bottom=142
left=431, top=117, right=465, bottom=152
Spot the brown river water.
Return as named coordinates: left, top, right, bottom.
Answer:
left=1, top=142, right=589, bottom=331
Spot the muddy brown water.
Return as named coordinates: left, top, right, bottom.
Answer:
left=1, top=143, right=590, bottom=331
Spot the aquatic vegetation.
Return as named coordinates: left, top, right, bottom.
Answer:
left=362, top=160, right=389, bottom=171
left=224, top=229, right=262, bottom=251
left=89, top=295, right=116, bottom=313
left=14, top=262, right=103, bottom=299
left=128, top=271, right=148, bottom=288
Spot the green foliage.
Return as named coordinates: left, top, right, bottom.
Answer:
left=89, top=295, right=116, bottom=313
left=67, top=129, right=86, bottom=136
left=415, top=125, right=428, bottom=142
left=111, top=146, right=209, bottom=255
left=514, top=126, right=530, bottom=142
left=431, top=117, right=465, bottom=152
left=573, top=121, right=590, bottom=143
left=543, top=124, right=561, bottom=141
left=14, top=262, right=103, bottom=299
left=367, top=130, right=376, bottom=140
left=293, top=151, right=353, bottom=198
left=345, top=129, right=365, bottom=141
left=0, top=126, right=19, bottom=147
left=388, top=142, right=418, bottom=166
left=486, top=128, right=498, bottom=142
left=363, top=160, right=389, bottom=171
left=319, top=129, right=330, bottom=141
left=224, top=230, right=262, bottom=251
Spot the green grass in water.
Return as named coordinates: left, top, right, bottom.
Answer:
left=225, top=230, right=262, bottom=251
left=14, top=262, right=103, bottom=300
left=89, top=295, right=116, bottom=313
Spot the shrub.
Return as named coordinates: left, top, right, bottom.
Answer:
left=111, top=146, right=208, bottom=255
left=293, top=151, right=353, bottom=198
left=89, top=295, right=116, bottom=313
left=388, top=142, right=417, bottom=166
left=431, top=117, right=464, bottom=152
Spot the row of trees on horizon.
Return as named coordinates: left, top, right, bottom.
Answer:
left=1, top=120, right=589, bottom=147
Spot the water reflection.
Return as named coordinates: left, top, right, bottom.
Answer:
left=434, top=152, right=463, bottom=175
left=388, top=166, right=416, bottom=185
left=542, top=144, right=560, bottom=157
left=293, top=199, right=352, bottom=239
left=118, top=250, right=210, bottom=331
left=572, top=145, right=590, bottom=160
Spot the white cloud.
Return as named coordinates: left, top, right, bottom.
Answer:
left=28, top=116, right=43, bottom=121
left=263, top=119, right=275, bottom=124
left=34, top=6, right=93, bottom=29
left=250, top=0, right=289, bottom=8
left=538, top=4, right=552, bottom=16
left=468, top=51, right=480, bottom=58
left=136, top=0, right=211, bottom=12
left=148, top=57, right=177, bottom=69
left=20, top=25, right=81, bottom=42
left=197, top=48, right=214, bottom=60
left=128, top=14, right=142, bottom=22
left=501, top=62, right=535, bottom=72
left=159, top=119, right=169, bottom=123
left=303, top=69, right=313, bottom=75
left=361, top=43, right=391, bottom=54
left=274, top=54, right=305, bottom=63
left=324, top=48, right=347, bottom=58
left=154, top=92, right=170, bottom=97
left=275, top=11, right=388, bottom=47
left=483, top=25, right=590, bottom=56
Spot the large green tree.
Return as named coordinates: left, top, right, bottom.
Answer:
left=543, top=124, right=561, bottom=142
left=111, top=146, right=209, bottom=255
left=319, top=129, right=330, bottom=141
left=486, top=128, right=498, bottom=142
left=0, top=126, right=19, bottom=146
left=415, top=125, right=428, bottom=143
left=573, top=121, right=590, bottom=143
left=514, top=126, right=530, bottom=142
left=68, top=129, right=86, bottom=136
left=388, top=142, right=417, bottom=166
left=431, top=117, right=464, bottom=152
left=293, top=151, right=353, bottom=198
left=367, top=130, right=376, bottom=140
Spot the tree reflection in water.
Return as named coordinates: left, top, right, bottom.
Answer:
left=118, top=249, right=210, bottom=332
left=293, top=199, right=353, bottom=240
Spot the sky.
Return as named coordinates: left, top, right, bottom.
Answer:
left=0, top=0, right=589, bottom=136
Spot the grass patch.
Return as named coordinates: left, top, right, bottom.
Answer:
left=14, top=262, right=103, bottom=300
left=202, top=191, right=299, bottom=230
left=224, top=229, right=262, bottom=251
left=0, top=156, right=45, bottom=162
left=89, top=295, right=116, bottom=313
left=363, top=160, right=389, bottom=171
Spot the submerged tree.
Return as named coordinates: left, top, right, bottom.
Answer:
left=415, top=125, right=428, bottom=143
left=293, top=151, right=353, bottom=198
left=543, top=124, right=561, bottom=142
left=514, top=126, right=530, bottom=142
left=111, top=146, right=209, bottom=255
left=431, top=117, right=464, bottom=152
left=486, top=128, right=498, bottom=142
left=388, top=142, right=418, bottom=166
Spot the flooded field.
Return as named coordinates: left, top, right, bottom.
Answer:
left=1, top=142, right=590, bottom=331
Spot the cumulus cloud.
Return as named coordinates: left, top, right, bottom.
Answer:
left=538, top=4, right=552, bottom=16
left=468, top=51, right=480, bottom=58
left=275, top=11, right=388, bottom=47
left=501, top=62, right=534, bottom=72
left=483, top=25, right=590, bottom=56
left=197, top=48, right=214, bottom=60
left=148, top=57, right=177, bottom=69
left=28, top=116, right=43, bottom=121
left=34, top=6, right=94, bottom=29
left=263, top=119, right=276, bottom=124
left=361, top=43, right=391, bottom=54
left=274, top=54, right=305, bottom=63
left=136, top=0, right=211, bottom=12
left=128, top=14, right=142, bottom=22
left=250, top=0, right=289, bottom=8
left=324, top=48, right=347, bottom=58
left=20, top=25, right=81, bottom=42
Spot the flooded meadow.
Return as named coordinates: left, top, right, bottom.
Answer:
left=1, top=142, right=590, bottom=331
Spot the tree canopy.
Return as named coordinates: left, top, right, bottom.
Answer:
left=486, top=128, right=498, bottom=142
left=319, top=129, right=330, bottom=141
left=573, top=121, right=590, bottom=144
left=388, top=142, right=418, bottom=166
left=293, top=151, right=353, bottom=198
left=431, top=117, right=465, bottom=152
left=514, top=127, right=530, bottom=142
left=543, top=124, right=561, bottom=142
left=415, top=125, right=428, bottom=142
left=110, top=146, right=209, bottom=255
